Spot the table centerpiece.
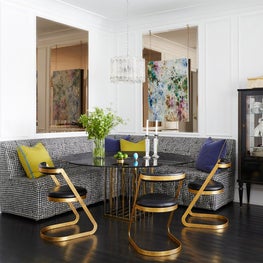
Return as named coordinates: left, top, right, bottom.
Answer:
left=79, top=107, right=124, bottom=159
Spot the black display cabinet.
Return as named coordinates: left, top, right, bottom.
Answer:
left=238, top=88, right=263, bottom=206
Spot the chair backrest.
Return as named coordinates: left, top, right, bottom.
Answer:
left=218, top=159, right=231, bottom=169
left=139, top=172, right=185, bottom=182
left=137, top=172, right=185, bottom=199
left=39, top=162, right=62, bottom=175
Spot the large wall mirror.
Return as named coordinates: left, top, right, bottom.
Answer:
left=36, top=17, right=89, bottom=133
left=143, top=26, right=198, bottom=133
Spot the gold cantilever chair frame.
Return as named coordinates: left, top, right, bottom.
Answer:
left=181, top=159, right=231, bottom=230
left=39, top=162, right=98, bottom=242
left=128, top=172, right=185, bottom=257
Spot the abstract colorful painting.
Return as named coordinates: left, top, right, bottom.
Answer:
left=147, top=58, right=189, bottom=122
left=51, top=69, right=83, bottom=125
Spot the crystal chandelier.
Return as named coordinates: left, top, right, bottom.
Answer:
left=110, top=56, right=145, bottom=83
left=110, top=0, right=145, bottom=83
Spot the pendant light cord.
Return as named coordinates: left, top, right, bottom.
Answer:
left=187, top=24, right=190, bottom=59
left=126, top=0, right=129, bottom=57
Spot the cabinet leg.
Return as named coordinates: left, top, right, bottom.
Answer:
left=238, top=182, right=243, bottom=206
left=246, top=183, right=251, bottom=204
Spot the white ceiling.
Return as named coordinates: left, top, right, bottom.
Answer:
left=59, top=0, right=213, bottom=21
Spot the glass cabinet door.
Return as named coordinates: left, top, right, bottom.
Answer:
left=238, top=88, right=263, bottom=206
left=246, top=94, right=263, bottom=157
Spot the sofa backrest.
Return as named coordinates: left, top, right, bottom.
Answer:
left=0, top=135, right=236, bottom=179
left=158, top=136, right=235, bottom=158
left=0, top=136, right=93, bottom=179
left=0, top=140, right=31, bottom=179
left=115, top=135, right=236, bottom=166
left=124, top=135, right=235, bottom=154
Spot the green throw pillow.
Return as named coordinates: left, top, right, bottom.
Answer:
left=17, top=142, right=54, bottom=179
left=120, top=139, right=145, bottom=152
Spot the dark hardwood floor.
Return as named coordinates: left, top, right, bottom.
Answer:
left=0, top=202, right=262, bottom=263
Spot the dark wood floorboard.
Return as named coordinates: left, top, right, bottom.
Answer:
left=0, top=202, right=262, bottom=263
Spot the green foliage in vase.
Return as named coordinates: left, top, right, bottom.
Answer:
left=79, top=107, right=124, bottom=139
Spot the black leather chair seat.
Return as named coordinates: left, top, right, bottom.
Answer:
left=189, top=179, right=224, bottom=192
left=137, top=193, right=177, bottom=208
left=48, top=185, right=87, bottom=199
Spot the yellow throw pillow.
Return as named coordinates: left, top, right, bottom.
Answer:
left=120, top=139, right=145, bottom=152
left=17, top=142, right=54, bottom=179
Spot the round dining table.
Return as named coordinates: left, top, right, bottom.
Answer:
left=64, top=151, right=194, bottom=221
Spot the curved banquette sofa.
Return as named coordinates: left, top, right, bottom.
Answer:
left=0, top=135, right=236, bottom=221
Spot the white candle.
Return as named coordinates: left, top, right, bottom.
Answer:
left=146, top=120, right=149, bottom=136
left=155, top=120, right=158, bottom=135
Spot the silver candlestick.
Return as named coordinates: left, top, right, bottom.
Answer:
left=152, top=134, right=159, bottom=159
left=143, top=135, right=151, bottom=159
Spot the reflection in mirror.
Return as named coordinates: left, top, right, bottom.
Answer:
left=143, top=26, right=198, bottom=133
left=36, top=17, right=89, bottom=133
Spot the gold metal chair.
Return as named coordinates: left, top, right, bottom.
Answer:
left=128, top=171, right=185, bottom=257
left=181, top=159, right=231, bottom=230
left=39, top=162, right=97, bottom=242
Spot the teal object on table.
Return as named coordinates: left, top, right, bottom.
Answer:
left=133, top=153, right=138, bottom=160
left=133, top=161, right=138, bottom=167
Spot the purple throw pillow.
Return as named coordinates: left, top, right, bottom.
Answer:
left=105, top=136, right=130, bottom=153
left=196, top=137, right=227, bottom=172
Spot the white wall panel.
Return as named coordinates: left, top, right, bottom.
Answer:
left=239, top=11, right=263, bottom=88
left=0, top=3, right=36, bottom=139
left=205, top=18, right=233, bottom=137
left=88, top=29, right=112, bottom=109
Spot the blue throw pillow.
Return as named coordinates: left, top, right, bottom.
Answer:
left=196, top=137, right=227, bottom=172
left=105, top=136, right=130, bottom=153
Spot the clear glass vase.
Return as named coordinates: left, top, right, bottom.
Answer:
left=93, top=138, right=105, bottom=159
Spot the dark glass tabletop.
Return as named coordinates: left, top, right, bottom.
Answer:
left=64, top=152, right=194, bottom=168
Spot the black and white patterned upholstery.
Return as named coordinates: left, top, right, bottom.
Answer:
left=154, top=138, right=235, bottom=210
left=0, top=137, right=103, bottom=220
left=0, top=135, right=235, bottom=220
left=109, top=135, right=236, bottom=211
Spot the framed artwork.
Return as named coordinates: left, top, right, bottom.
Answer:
left=147, top=58, right=190, bottom=122
left=51, top=69, right=83, bottom=125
